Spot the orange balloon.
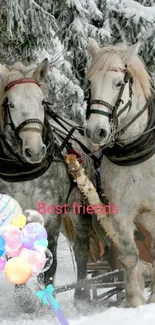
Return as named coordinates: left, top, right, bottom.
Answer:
left=4, top=257, right=32, bottom=284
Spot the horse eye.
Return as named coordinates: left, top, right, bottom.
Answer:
left=116, top=81, right=124, bottom=88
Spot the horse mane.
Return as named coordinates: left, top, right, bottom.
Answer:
left=7, top=62, right=37, bottom=82
left=87, top=43, right=152, bottom=99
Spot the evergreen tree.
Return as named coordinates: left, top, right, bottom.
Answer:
left=103, top=0, right=155, bottom=85
left=1, top=0, right=155, bottom=124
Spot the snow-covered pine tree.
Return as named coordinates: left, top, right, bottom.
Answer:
left=103, top=0, right=155, bottom=86
left=49, top=0, right=108, bottom=122
left=1, top=0, right=155, bottom=123
left=0, top=0, right=86, bottom=123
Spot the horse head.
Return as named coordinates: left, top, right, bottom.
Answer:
left=85, top=38, right=151, bottom=147
left=0, top=59, right=49, bottom=164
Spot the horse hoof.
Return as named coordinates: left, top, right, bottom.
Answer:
left=74, top=286, right=91, bottom=303
left=147, top=294, right=155, bottom=304
left=14, top=284, right=36, bottom=314
left=121, top=296, right=144, bottom=308
left=74, top=290, right=92, bottom=315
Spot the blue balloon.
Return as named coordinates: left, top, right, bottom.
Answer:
left=34, top=238, right=48, bottom=251
left=22, top=235, right=35, bottom=250
left=0, top=249, right=5, bottom=257
left=0, top=235, right=5, bottom=251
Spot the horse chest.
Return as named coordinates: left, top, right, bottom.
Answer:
left=100, top=156, right=155, bottom=211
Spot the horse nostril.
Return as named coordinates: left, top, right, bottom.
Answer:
left=85, top=128, right=91, bottom=139
left=98, top=129, right=107, bottom=139
left=24, top=148, right=33, bottom=158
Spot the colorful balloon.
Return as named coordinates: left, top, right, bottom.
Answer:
left=3, top=226, right=23, bottom=251
left=0, top=194, right=22, bottom=227
left=21, top=222, right=47, bottom=238
left=4, top=257, right=32, bottom=284
left=22, top=235, right=35, bottom=249
left=33, top=238, right=48, bottom=251
left=6, top=245, right=23, bottom=258
left=12, top=214, right=26, bottom=228
left=19, top=248, right=46, bottom=273
left=0, top=235, right=5, bottom=250
left=24, top=209, right=44, bottom=226
left=0, top=257, right=7, bottom=270
left=0, top=249, right=5, bottom=257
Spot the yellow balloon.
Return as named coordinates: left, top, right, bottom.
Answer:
left=12, top=214, right=26, bottom=228
left=4, top=257, right=32, bottom=284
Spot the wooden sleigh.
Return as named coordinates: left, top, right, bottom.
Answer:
left=58, top=216, right=153, bottom=303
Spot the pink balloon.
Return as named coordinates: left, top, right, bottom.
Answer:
left=0, top=257, right=7, bottom=270
left=3, top=226, right=22, bottom=251
left=19, top=248, right=46, bottom=273
left=6, top=245, right=24, bottom=257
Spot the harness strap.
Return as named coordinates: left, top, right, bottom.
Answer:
left=45, top=103, right=102, bottom=166
left=116, top=93, right=155, bottom=138
left=117, top=99, right=132, bottom=118
left=90, top=100, right=113, bottom=111
left=89, top=109, right=112, bottom=118
left=5, top=78, right=40, bottom=92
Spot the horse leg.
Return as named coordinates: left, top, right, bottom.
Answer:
left=71, top=211, right=92, bottom=302
left=38, top=215, right=62, bottom=287
left=136, top=212, right=155, bottom=303
left=14, top=284, right=37, bottom=313
left=112, top=214, right=144, bottom=307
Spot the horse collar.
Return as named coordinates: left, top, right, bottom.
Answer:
left=103, top=98, right=155, bottom=166
left=0, top=116, right=55, bottom=182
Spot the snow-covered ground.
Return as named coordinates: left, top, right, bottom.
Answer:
left=0, top=234, right=155, bottom=325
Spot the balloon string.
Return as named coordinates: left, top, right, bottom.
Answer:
left=44, top=292, right=70, bottom=325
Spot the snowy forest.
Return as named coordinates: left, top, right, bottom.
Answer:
left=0, top=0, right=155, bottom=124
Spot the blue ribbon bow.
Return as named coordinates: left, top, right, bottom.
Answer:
left=36, top=284, right=70, bottom=325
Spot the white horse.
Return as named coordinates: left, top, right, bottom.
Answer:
left=0, top=60, right=99, bottom=312
left=85, top=38, right=155, bottom=307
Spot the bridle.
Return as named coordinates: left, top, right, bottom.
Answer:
left=3, top=78, right=44, bottom=140
left=0, top=78, right=56, bottom=166
left=86, top=67, right=134, bottom=146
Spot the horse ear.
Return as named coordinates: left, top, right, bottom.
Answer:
left=0, top=64, right=8, bottom=82
left=87, top=38, right=100, bottom=57
left=33, top=58, right=49, bottom=83
left=124, top=41, right=141, bottom=63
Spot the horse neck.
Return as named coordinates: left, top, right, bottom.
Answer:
left=118, top=81, right=149, bottom=146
